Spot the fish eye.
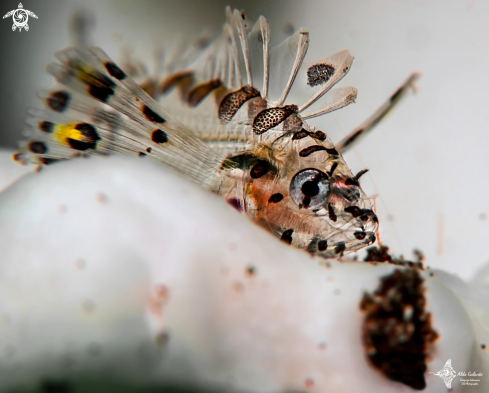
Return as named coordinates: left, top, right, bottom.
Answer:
left=290, top=169, right=329, bottom=209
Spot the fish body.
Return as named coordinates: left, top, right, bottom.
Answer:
left=15, top=8, right=378, bottom=257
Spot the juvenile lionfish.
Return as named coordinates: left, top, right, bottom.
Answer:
left=14, top=8, right=417, bottom=258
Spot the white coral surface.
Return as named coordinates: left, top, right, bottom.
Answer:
left=0, top=155, right=487, bottom=392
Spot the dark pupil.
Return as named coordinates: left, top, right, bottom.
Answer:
left=301, top=180, right=319, bottom=197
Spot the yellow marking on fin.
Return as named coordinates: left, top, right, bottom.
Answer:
left=77, top=69, right=103, bottom=89
left=53, top=123, right=84, bottom=146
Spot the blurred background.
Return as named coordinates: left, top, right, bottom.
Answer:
left=1, top=0, right=488, bottom=279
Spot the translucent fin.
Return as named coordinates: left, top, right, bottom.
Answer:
left=274, top=29, right=309, bottom=106
left=247, top=16, right=271, bottom=99
left=267, top=28, right=309, bottom=104
left=301, top=86, right=357, bottom=120
left=292, top=50, right=355, bottom=113
left=150, top=13, right=356, bottom=160
left=231, top=9, right=253, bottom=86
left=19, top=47, right=229, bottom=187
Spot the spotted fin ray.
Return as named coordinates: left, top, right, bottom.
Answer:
left=16, top=46, right=229, bottom=187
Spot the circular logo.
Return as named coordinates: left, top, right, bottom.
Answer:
left=12, top=8, right=28, bottom=28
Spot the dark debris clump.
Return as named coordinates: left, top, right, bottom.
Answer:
left=364, top=245, right=424, bottom=270
left=360, top=268, right=439, bottom=390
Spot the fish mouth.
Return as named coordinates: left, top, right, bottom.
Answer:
left=307, top=229, right=377, bottom=257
